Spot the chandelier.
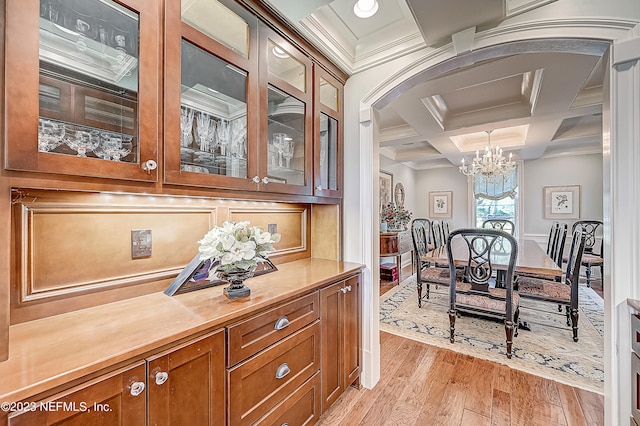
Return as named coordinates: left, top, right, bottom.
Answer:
left=459, top=130, right=516, bottom=183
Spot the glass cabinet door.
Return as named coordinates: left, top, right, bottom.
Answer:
left=262, top=28, right=313, bottom=195
left=314, top=68, right=343, bottom=198
left=164, top=0, right=259, bottom=191
left=5, top=0, right=160, bottom=181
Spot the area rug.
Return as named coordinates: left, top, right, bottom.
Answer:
left=379, top=275, right=604, bottom=394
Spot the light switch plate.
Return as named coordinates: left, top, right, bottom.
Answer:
left=131, top=229, right=152, bottom=258
left=268, top=223, right=277, bottom=234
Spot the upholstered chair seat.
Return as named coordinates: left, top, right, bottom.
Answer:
left=455, top=282, right=520, bottom=312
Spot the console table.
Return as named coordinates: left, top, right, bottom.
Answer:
left=380, top=230, right=413, bottom=285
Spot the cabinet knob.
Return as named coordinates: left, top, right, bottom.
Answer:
left=340, top=287, right=348, bottom=294
left=155, top=371, right=169, bottom=386
left=274, top=316, right=290, bottom=330
left=275, top=363, right=290, bottom=379
left=142, top=159, right=157, bottom=172
left=262, top=176, right=271, bottom=184
left=251, top=175, right=261, bottom=184
left=129, top=381, right=145, bottom=396
left=316, top=185, right=322, bottom=191
left=346, top=285, right=352, bottom=292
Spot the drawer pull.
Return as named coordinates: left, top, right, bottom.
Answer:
left=274, top=316, right=290, bottom=330
left=281, top=424, right=289, bottom=426
left=155, top=371, right=169, bottom=386
left=275, top=363, right=291, bottom=379
left=345, top=285, right=352, bottom=292
left=129, top=381, right=145, bottom=396
left=340, top=287, right=348, bottom=293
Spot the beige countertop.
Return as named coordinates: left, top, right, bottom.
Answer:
left=0, top=258, right=364, bottom=403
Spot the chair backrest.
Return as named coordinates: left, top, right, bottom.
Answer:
left=546, top=222, right=559, bottom=255
left=431, top=220, right=444, bottom=249
left=482, top=219, right=515, bottom=235
left=441, top=220, right=450, bottom=243
left=565, top=226, right=587, bottom=294
left=410, top=219, right=430, bottom=259
left=411, top=218, right=431, bottom=245
left=447, top=228, right=518, bottom=314
left=571, top=220, right=602, bottom=254
left=550, top=222, right=568, bottom=266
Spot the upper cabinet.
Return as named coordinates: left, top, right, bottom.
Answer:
left=314, top=67, right=343, bottom=198
left=164, top=0, right=260, bottom=191
left=3, top=0, right=343, bottom=198
left=164, top=0, right=314, bottom=195
left=4, top=0, right=161, bottom=182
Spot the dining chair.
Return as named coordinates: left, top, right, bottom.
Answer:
left=581, top=238, right=604, bottom=288
left=447, top=228, right=520, bottom=358
left=412, top=218, right=432, bottom=250
left=431, top=220, right=444, bottom=248
left=482, top=219, right=515, bottom=235
left=516, top=225, right=586, bottom=341
left=441, top=220, right=450, bottom=243
left=516, top=222, right=567, bottom=282
left=411, top=219, right=449, bottom=307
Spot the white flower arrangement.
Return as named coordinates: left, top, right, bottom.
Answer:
left=198, top=221, right=281, bottom=280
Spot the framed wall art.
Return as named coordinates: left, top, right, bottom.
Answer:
left=379, top=169, right=393, bottom=210
left=429, top=191, right=452, bottom=218
left=544, top=185, right=580, bottom=219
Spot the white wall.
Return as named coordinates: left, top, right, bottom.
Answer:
left=414, top=167, right=470, bottom=229
left=522, top=153, right=603, bottom=237
left=379, top=156, right=417, bottom=218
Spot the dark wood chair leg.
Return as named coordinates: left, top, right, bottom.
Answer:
left=513, top=308, right=520, bottom=338
left=585, top=265, right=592, bottom=287
left=570, top=307, right=579, bottom=342
left=417, top=281, right=423, bottom=308
left=505, top=321, right=514, bottom=359
left=448, top=309, right=456, bottom=343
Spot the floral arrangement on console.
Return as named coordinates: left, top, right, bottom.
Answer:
left=381, top=202, right=412, bottom=231
left=198, top=221, right=281, bottom=298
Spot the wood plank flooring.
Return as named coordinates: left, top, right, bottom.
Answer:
left=316, top=332, right=604, bottom=426
left=320, top=263, right=604, bottom=425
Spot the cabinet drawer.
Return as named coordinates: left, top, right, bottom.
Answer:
left=227, top=292, right=319, bottom=366
left=397, top=230, right=412, bottom=254
left=255, top=371, right=321, bottom=426
left=228, top=322, right=320, bottom=426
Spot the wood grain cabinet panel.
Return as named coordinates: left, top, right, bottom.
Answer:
left=227, top=292, right=319, bottom=366
left=7, top=362, right=146, bottom=426
left=320, top=274, right=361, bottom=412
left=255, top=372, right=321, bottom=426
left=227, top=322, right=320, bottom=425
left=147, top=330, right=225, bottom=426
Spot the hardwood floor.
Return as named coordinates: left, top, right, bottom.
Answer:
left=328, top=263, right=605, bottom=425
left=316, top=332, right=604, bottom=426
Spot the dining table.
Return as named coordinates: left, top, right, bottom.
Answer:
left=421, top=238, right=562, bottom=280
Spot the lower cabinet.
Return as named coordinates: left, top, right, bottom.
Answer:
left=7, top=330, right=225, bottom=426
left=8, top=362, right=147, bottom=426
left=147, top=330, right=226, bottom=425
left=4, top=271, right=362, bottom=426
left=320, top=274, right=361, bottom=412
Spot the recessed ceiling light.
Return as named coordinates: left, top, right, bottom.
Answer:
left=272, top=46, right=289, bottom=59
left=353, top=0, right=378, bottom=18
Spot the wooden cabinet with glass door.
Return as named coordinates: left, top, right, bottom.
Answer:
left=314, top=66, right=343, bottom=198
left=260, top=25, right=314, bottom=195
left=4, top=0, right=161, bottom=182
left=164, top=1, right=314, bottom=196
left=164, top=0, right=261, bottom=191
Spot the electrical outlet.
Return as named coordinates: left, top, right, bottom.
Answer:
left=131, top=229, right=152, bottom=259
left=268, top=223, right=277, bottom=234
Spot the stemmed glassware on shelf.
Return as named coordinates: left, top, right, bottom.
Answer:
left=65, top=126, right=100, bottom=157
left=180, top=106, right=195, bottom=148
left=216, top=119, right=230, bottom=156
left=271, top=133, right=287, bottom=167
left=282, top=138, right=294, bottom=168
left=196, top=111, right=212, bottom=152
left=99, top=132, right=133, bottom=161
left=230, top=118, right=247, bottom=158
left=38, top=118, right=66, bottom=152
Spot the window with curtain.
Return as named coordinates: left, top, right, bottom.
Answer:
left=473, top=169, right=518, bottom=228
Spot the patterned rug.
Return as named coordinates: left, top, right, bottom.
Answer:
left=379, top=275, right=604, bottom=394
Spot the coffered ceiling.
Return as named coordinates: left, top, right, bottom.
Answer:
left=262, top=0, right=605, bottom=170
